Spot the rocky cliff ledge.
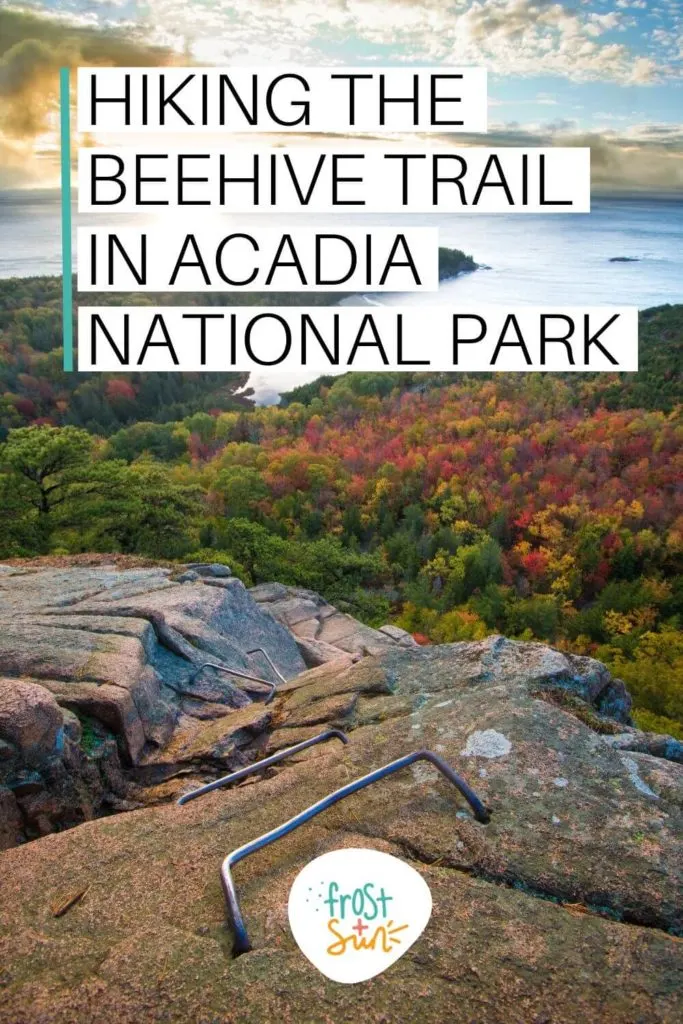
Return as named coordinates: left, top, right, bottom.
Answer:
left=0, top=563, right=417, bottom=844
left=0, top=563, right=681, bottom=1023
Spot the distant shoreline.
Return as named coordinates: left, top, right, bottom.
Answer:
left=3, top=196, right=681, bottom=333
left=0, top=244, right=478, bottom=289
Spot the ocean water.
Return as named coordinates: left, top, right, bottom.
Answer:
left=1, top=190, right=681, bottom=401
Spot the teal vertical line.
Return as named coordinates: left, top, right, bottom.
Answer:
left=60, top=67, right=73, bottom=372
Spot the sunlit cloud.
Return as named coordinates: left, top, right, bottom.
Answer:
left=134, top=0, right=679, bottom=84
left=1, top=1, right=682, bottom=191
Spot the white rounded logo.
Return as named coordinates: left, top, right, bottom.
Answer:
left=288, top=848, right=432, bottom=983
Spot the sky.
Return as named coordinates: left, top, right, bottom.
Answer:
left=1, top=0, right=682, bottom=189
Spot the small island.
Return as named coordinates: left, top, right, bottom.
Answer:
left=438, top=246, right=478, bottom=280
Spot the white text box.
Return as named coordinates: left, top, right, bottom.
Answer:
left=77, top=67, right=487, bottom=134
left=78, top=306, right=637, bottom=372
left=78, top=147, right=591, bottom=214
left=77, top=226, right=439, bottom=292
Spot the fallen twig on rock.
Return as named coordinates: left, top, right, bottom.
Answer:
left=51, top=885, right=90, bottom=918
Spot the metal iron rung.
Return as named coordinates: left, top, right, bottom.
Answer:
left=177, top=729, right=349, bottom=806
left=246, top=647, right=287, bottom=686
left=189, top=662, right=278, bottom=704
left=220, top=748, right=491, bottom=955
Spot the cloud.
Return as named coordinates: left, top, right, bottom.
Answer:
left=144, top=0, right=671, bottom=84
left=0, top=7, right=171, bottom=141
left=431, top=121, right=683, bottom=191
left=265, top=119, right=683, bottom=192
left=0, top=37, right=59, bottom=138
left=0, top=137, right=48, bottom=187
left=581, top=132, right=683, bottom=191
left=1, top=2, right=681, bottom=192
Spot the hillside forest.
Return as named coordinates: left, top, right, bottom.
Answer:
left=0, top=275, right=681, bottom=739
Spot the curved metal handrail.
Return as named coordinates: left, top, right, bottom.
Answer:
left=189, top=662, right=278, bottom=704
left=221, top=749, right=491, bottom=955
left=183, top=647, right=287, bottom=706
left=246, top=648, right=287, bottom=686
left=177, top=729, right=349, bottom=805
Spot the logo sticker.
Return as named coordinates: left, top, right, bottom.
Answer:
left=288, top=848, right=432, bottom=983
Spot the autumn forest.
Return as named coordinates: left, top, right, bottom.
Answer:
left=1, top=276, right=681, bottom=739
